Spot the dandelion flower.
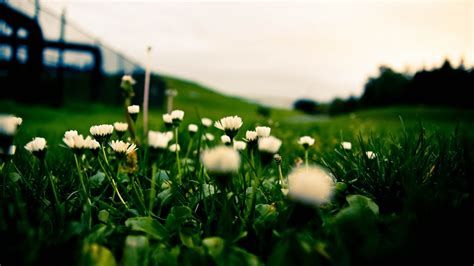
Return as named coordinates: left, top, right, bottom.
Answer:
left=341, top=142, right=352, bottom=150
left=233, top=140, right=246, bottom=151
left=201, top=118, right=213, bottom=128
left=366, top=151, right=376, bottom=159
left=148, top=131, right=173, bottom=149
left=258, top=136, right=282, bottom=154
left=201, top=146, right=240, bottom=174
left=169, top=144, right=180, bottom=152
left=25, top=137, right=47, bottom=159
left=288, top=165, right=335, bottom=205
left=221, top=135, right=231, bottom=145
left=214, top=116, right=243, bottom=139
left=109, top=140, right=137, bottom=157
left=298, top=136, right=315, bottom=148
left=256, top=126, right=271, bottom=138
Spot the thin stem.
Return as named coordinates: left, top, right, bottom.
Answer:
left=278, top=163, right=285, bottom=187
left=305, top=149, right=309, bottom=168
left=149, top=162, right=157, bottom=216
left=175, top=127, right=182, bottom=184
left=44, top=160, right=60, bottom=206
left=73, top=154, right=92, bottom=229
left=74, top=154, right=91, bottom=204
left=98, top=156, right=129, bottom=208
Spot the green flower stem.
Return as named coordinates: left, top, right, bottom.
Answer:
left=185, top=138, right=194, bottom=161
left=98, top=156, right=129, bottom=209
left=44, top=160, right=60, bottom=207
left=73, top=154, right=92, bottom=229
left=305, top=149, right=309, bottom=168
left=73, top=154, right=91, bottom=204
left=278, top=163, right=285, bottom=188
left=149, top=162, right=157, bottom=216
left=245, top=150, right=259, bottom=227
left=174, top=127, right=182, bottom=184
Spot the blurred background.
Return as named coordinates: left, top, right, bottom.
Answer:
left=1, top=0, right=473, bottom=113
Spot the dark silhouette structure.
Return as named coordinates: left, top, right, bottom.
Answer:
left=1, top=3, right=102, bottom=106
left=1, top=2, right=166, bottom=107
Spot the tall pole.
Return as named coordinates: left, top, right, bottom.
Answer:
left=143, top=46, right=152, bottom=134
left=34, top=0, right=40, bottom=21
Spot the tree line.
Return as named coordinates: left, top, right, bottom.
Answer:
left=293, top=59, right=473, bottom=115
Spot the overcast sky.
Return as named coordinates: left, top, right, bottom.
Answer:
left=26, top=0, right=474, bottom=107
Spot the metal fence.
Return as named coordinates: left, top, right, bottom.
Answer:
left=1, top=0, right=164, bottom=106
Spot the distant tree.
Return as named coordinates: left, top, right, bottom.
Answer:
left=257, top=105, right=271, bottom=118
left=293, top=99, right=319, bottom=114
left=360, top=66, right=410, bottom=107
left=328, top=96, right=358, bottom=115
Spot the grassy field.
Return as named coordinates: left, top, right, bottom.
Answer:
left=1, top=84, right=473, bottom=265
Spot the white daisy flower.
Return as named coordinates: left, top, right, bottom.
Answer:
left=63, top=134, right=90, bottom=150
left=0, top=115, right=22, bottom=135
left=64, top=130, right=78, bottom=140
left=188, top=124, right=198, bottom=133
left=148, top=131, right=173, bottom=149
left=214, top=116, right=243, bottom=139
left=169, top=144, right=180, bottom=152
left=201, top=146, right=240, bottom=174
left=127, top=105, right=140, bottom=114
left=233, top=140, right=247, bottom=151
left=109, top=140, right=137, bottom=155
left=203, top=133, right=215, bottom=141
left=171, top=110, right=184, bottom=121
left=87, top=138, right=100, bottom=151
left=25, top=137, right=47, bottom=159
left=114, top=122, right=128, bottom=132
left=298, top=136, right=315, bottom=148
left=90, top=124, right=114, bottom=137
left=342, top=142, right=352, bottom=150
left=1, top=145, right=16, bottom=156
left=258, top=136, right=282, bottom=154
left=121, top=75, right=136, bottom=85
left=366, top=151, right=376, bottom=159
left=165, top=89, right=177, bottom=96
left=221, top=135, right=231, bottom=144
left=256, top=126, right=271, bottom=138
left=163, top=114, right=173, bottom=125
left=201, top=118, right=213, bottom=128
left=288, top=165, right=335, bottom=205
left=244, top=130, right=258, bottom=142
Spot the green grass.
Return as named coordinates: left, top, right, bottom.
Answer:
left=1, top=84, right=473, bottom=265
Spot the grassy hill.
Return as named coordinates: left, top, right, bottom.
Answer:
left=2, top=74, right=473, bottom=150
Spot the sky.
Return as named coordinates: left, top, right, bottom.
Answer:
left=18, top=0, right=474, bottom=107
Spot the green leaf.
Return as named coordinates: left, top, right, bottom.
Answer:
left=122, top=235, right=149, bottom=266
left=90, top=171, right=106, bottom=188
left=8, top=172, right=21, bottom=182
left=125, top=217, right=168, bottom=240
left=98, top=210, right=109, bottom=223
left=81, top=243, right=117, bottom=266
left=253, top=204, right=279, bottom=235
left=346, top=194, right=379, bottom=216
left=202, top=237, right=225, bottom=258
